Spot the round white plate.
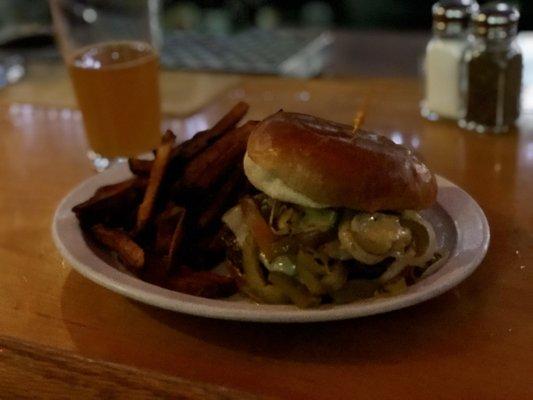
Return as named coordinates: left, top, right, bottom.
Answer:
left=52, top=164, right=489, bottom=323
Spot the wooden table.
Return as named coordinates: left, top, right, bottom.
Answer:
left=0, top=70, right=532, bottom=399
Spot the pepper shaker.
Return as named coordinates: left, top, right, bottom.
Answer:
left=422, top=0, right=478, bottom=121
left=459, top=2, right=523, bottom=133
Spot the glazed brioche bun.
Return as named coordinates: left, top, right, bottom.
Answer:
left=244, top=111, right=437, bottom=212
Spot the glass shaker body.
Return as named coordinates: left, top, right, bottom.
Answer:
left=422, top=0, right=478, bottom=121
left=423, top=25, right=469, bottom=120
left=459, top=4, right=523, bottom=134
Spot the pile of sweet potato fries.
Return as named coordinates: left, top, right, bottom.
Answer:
left=72, top=102, right=255, bottom=298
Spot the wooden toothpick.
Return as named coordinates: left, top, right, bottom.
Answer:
left=352, top=98, right=369, bottom=134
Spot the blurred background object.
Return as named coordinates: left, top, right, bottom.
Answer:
left=0, top=0, right=51, bottom=46
left=0, top=0, right=532, bottom=78
left=0, top=54, right=25, bottom=88
left=2, top=1, right=533, bottom=44
left=157, top=1, right=530, bottom=31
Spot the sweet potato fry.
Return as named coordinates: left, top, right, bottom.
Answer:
left=128, top=158, right=152, bottom=177
left=128, top=131, right=175, bottom=176
left=155, top=206, right=186, bottom=266
left=140, top=254, right=168, bottom=285
left=178, top=120, right=258, bottom=192
left=85, top=179, right=145, bottom=205
left=135, top=140, right=174, bottom=233
left=92, top=179, right=138, bottom=198
left=166, top=271, right=237, bottom=298
left=167, top=213, right=185, bottom=267
left=161, top=129, right=176, bottom=144
left=183, top=226, right=227, bottom=269
left=154, top=207, right=177, bottom=253
left=72, top=103, right=258, bottom=301
left=91, top=224, right=144, bottom=269
left=173, top=101, right=249, bottom=162
left=73, top=177, right=147, bottom=228
left=197, top=167, right=246, bottom=230
left=206, top=102, right=249, bottom=140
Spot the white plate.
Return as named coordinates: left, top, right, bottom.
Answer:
left=52, top=164, right=489, bottom=323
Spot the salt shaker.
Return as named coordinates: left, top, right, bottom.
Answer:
left=422, top=0, right=478, bottom=121
left=459, top=2, right=522, bottom=133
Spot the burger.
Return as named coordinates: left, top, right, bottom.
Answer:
left=222, top=111, right=440, bottom=307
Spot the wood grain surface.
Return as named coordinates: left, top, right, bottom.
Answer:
left=0, top=335, right=265, bottom=399
left=0, top=70, right=532, bottom=399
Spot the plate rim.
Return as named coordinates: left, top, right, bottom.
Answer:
left=52, top=166, right=490, bottom=323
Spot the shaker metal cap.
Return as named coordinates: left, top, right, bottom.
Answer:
left=473, top=2, right=520, bottom=26
left=432, top=0, right=479, bottom=21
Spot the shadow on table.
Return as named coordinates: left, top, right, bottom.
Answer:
left=60, top=255, right=498, bottom=367
left=134, top=286, right=481, bottom=364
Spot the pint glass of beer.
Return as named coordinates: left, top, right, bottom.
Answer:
left=49, top=0, right=162, bottom=170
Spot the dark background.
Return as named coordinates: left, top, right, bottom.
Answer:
left=159, top=0, right=530, bottom=31
left=1, top=0, right=530, bottom=35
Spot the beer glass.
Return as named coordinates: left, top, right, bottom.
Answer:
left=49, top=0, right=162, bottom=170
